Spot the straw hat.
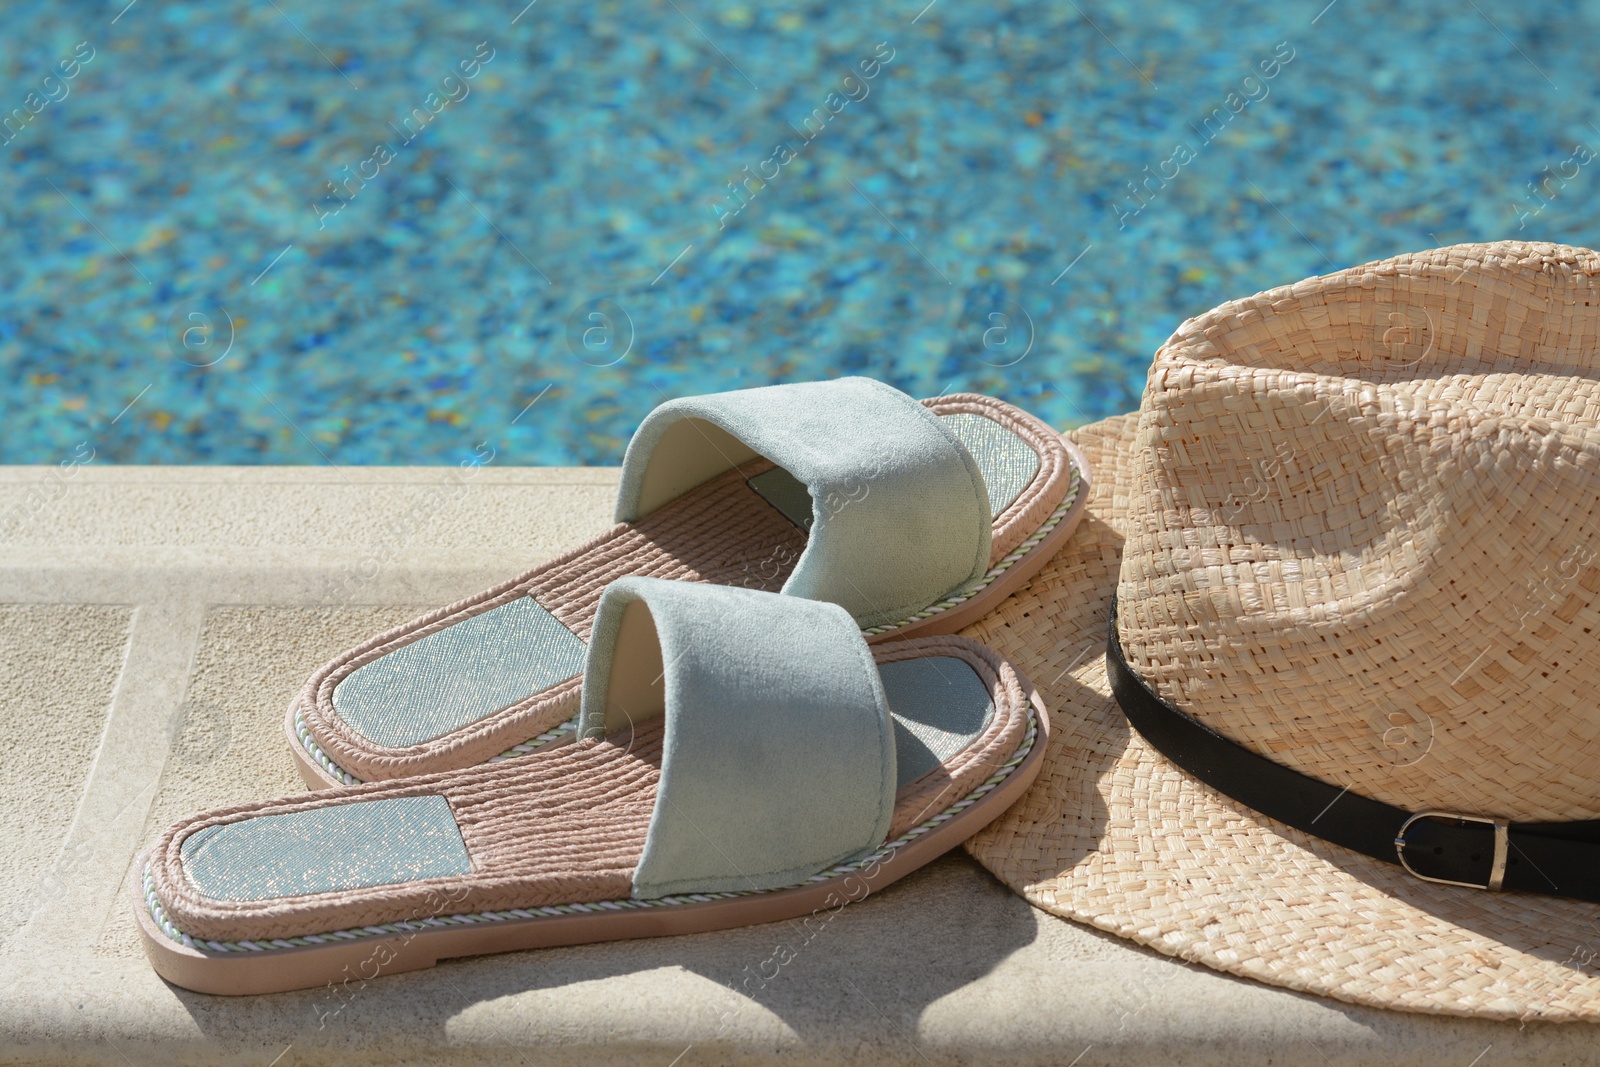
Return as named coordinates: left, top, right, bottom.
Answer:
left=964, top=241, right=1600, bottom=1021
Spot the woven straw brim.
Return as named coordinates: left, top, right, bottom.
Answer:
left=962, top=414, right=1600, bottom=1023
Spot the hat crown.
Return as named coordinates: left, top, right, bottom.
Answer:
left=1117, top=242, right=1600, bottom=821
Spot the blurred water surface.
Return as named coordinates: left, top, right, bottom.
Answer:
left=2, top=0, right=1595, bottom=463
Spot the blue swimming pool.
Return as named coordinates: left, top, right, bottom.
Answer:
left=3, top=0, right=1595, bottom=465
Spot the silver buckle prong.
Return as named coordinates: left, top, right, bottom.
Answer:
left=1394, top=811, right=1510, bottom=891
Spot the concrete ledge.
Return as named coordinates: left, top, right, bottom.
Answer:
left=1, top=466, right=1594, bottom=1065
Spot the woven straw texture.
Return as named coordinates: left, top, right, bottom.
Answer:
left=158, top=635, right=1028, bottom=944
left=297, top=393, right=1074, bottom=782
left=965, top=242, right=1600, bottom=1022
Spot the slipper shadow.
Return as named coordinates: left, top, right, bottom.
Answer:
left=163, top=851, right=1041, bottom=1054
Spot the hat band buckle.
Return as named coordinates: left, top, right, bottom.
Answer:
left=1394, top=812, right=1509, bottom=891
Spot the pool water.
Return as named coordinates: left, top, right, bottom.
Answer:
left=3, top=0, right=1596, bottom=465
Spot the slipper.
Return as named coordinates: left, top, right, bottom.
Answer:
left=289, top=377, right=1086, bottom=786
left=138, top=577, right=1048, bottom=995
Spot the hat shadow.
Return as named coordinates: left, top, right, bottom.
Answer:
left=983, top=509, right=1127, bottom=883
left=1287, top=830, right=1600, bottom=979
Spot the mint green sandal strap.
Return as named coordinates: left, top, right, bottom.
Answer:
left=580, top=577, right=896, bottom=898
left=613, top=377, right=992, bottom=629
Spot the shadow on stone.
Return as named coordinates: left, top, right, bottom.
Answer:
left=163, top=852, right=1040, bottom=1056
